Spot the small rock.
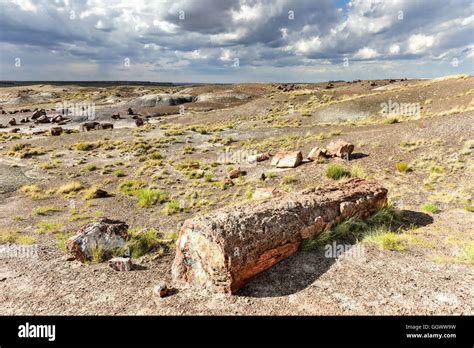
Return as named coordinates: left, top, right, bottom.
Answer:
left=135, top=118, right=144, bottom=127
left=222, top=178, right=234, bottom=190
left=31, top=109, right=46, bottom=120
left=127, top=107, right=134, bottom=115
left=227, top=167, right=241, bottom=179
left=87, top=188, right=109, bottom=199
left=50, top=127, right=63, bottom=136
left=108, top=257, right=133, bottom=271
left=153, top=282, right=170, bottom=298
left=79, top=122, right=99, bottom=132
left=97, top=122, right=114, bottom=130
left=247, top=152, right=271, bottom=163
left=111, top=113, right=121, bottom=120
left=8, top=118, right=16, bottom=126
left=35, top=115, right=50, bottom=124
left=51, top=114, right=63, bottom=123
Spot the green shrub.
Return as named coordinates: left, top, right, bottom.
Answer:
left=326, top=164, right=351, bottom=180
left=420, top=203, right=440, bottom=214
left=396, top=162, right=409, bottom=173
left=135, top=188, right=167, bottom=208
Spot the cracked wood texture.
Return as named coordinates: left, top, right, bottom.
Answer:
left=172, top=178, right=388, bottom=293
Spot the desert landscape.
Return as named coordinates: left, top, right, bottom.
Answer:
left=0, top=75, right=473, bottom=315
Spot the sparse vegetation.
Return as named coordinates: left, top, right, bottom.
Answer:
left=326, top=164, right=350, bottom=180
left=396, top=162, right=409, bottom=173
left=420, top=203, right=440, bottom=214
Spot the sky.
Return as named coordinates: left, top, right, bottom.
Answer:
left=0, top=0, right=473, bottom=83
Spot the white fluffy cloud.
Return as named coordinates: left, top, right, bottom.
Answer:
left=0, top=0, right=472, bottom=82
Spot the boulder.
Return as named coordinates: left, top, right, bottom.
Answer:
left=127, top=107, right=134, bottom=115
left=8, top=118, right=16, bottom=126
left=270, top=151, right=303, bottom=168
left=326, top=140, right=354, bottom=159
left=50, top=127, right=63, bottom=136
left=111, top=113, right=121, bottom=120
left=172, top=178, right=387, bottom=293
left=66, top=218, right=129, bottom=262
left=307, top=147, right=327, bottom=161
left=108, top=257, right=133, bottom=271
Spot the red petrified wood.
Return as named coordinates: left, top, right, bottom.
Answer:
left=172, top=178, right=388, bottom=293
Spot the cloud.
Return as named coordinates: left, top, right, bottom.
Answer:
left=0, top=0, right=472, bottom=82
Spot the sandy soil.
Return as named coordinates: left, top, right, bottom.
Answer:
left=0, top=76, right=473, bottom=315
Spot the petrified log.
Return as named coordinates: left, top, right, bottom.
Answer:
left=270, top=150, right=303, bottom=168
left=172, top=178, right=387, bottom=293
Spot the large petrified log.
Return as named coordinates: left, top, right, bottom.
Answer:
left=172, top=178, right=388, bottom=293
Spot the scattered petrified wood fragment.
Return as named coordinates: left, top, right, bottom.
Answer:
left=227, top=167, right=241, bottom=179
left=326, top=139, right=354, bottom=159
left=307, top=146, right=327, bottom=161
left=270, top=150, right=303, bottom=168
left=172, top=178, right=387, bottom=293
left=247, top=152, right=271, bottom=163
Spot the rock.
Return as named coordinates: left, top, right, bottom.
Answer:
left=135, top=118, right=144, bottom=127
left=326, top=140, right=354, bottom=159
left=370, top=81, right=377, bottom=87
left=307, top=147, right=327, bottom=161
left=35, top=115, right=50, bottom=124
left=87, top=188, right=109, bottom=199
left=51, top=114, right=63, bottom=123
left=19, top=117, right=29, bottom=123
left=227, top=167, right=241, bottom=179
left=108, top=257, right=133, bottom=271
left=270, top=151, right=303, bottom=168
left=66, top=217, right=129, bottom=262
left=325, top=83, right=334, bottom=89
left=253, top=187, right=288, bottom=200
left=31, top=109, right=46, bottom=120
left=0, top=124, right=5, bottom=128
left=79, top=122, right=99, bottom=132
left=247, top=152, right=271, bottom=163
left=130, top=94, right=193, bottom=108
left=153, top=282, right=170, bottom=298
left=97, top=123, right=113, bottom=130
left=50, top=127, right=63, bottom=136
left=172, top=178, right=388, bottom=293
left=111, top=113, right=121, bottom=120
left=222, top=178, right=234, bottom=190
left=8, top=118, right=16, bottom=126
left=127, top=107, right=134, bottom=115
left=11, top=128, right=20, bottom=133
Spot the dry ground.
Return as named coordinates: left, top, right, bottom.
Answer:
left=0, top=75, right=473, bottom=315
